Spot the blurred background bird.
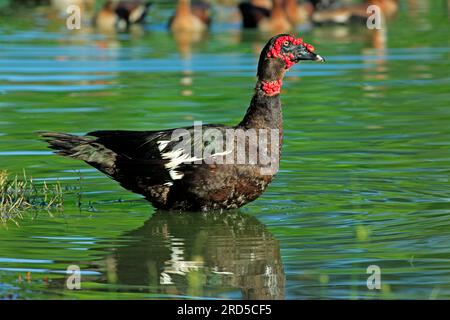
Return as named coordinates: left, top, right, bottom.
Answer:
left=169, top=0, right=211, bottom=32
left=94, top=0, right=152, bottom=32
left=284, top=0, right=314, bottom=26
left=312, top=0, right=399, bottom=24
left=238, top=0, right=272, bottom=28
left=50, top=0, right=95, bottom=14
left=167, top=0, right=212, bottom=60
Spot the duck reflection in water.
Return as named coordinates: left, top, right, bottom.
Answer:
left=103, top=211, right=285, bottom=300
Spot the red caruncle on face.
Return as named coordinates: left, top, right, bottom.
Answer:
left=266, top=35, right=315, bottom=69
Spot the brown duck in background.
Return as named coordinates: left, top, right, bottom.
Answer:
left=284, top=0, right=314, bottom=26
left=94, top=0, right=118, bottom=31
left=169, top=0, right=211, bottom=32
left=258, top=0, right=293, bottom=33
left=168, top=0, right=211, bottom=59
left=312, top=0, right=399, bottom=24
left=94, top=0, right=152, bottom=32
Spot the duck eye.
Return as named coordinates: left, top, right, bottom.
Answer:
left=283, top=41, right=290, bottom=46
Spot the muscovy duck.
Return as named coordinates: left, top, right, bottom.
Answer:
left=41, top=34, right=324, bottom=211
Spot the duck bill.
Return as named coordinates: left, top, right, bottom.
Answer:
left=300, top=51, right=325, bottom=62
left=295, top=47, right=325, bottom=63
left=314, top=54, right=325, bottom=62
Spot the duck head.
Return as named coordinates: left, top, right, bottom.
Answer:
left=257, top=34, right=325, bottom=81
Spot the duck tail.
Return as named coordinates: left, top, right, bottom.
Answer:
left=39, top=132, right=117, bottom=175
left=39, top=132, right=91, bottom=157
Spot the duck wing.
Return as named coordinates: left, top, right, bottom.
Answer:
left=41, top=124, right=232, bottom=191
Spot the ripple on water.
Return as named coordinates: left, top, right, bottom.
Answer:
left=0, top=7, right=449, bottom=300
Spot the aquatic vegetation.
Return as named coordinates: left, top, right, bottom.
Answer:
left=0, top=171, right=63, bottom=223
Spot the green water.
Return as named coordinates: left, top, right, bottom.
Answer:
left=0, top=1, right=449, bottom=299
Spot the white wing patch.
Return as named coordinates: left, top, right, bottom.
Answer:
left=157, top=140, right=170, bottom=152
left=158, top=139, right=232, bottom=181
left=161, top=148, right=203, bottom=180
left=208, top=150, right=232, bottom=157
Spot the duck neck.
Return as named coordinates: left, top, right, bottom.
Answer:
left=239, top=58, right=285, bottom=130
left=176, top=0, right=191, bottom=17
left=239, top=87, right=282, bottom=132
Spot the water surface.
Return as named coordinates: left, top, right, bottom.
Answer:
left=0, top=2, right=449, bottom=299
